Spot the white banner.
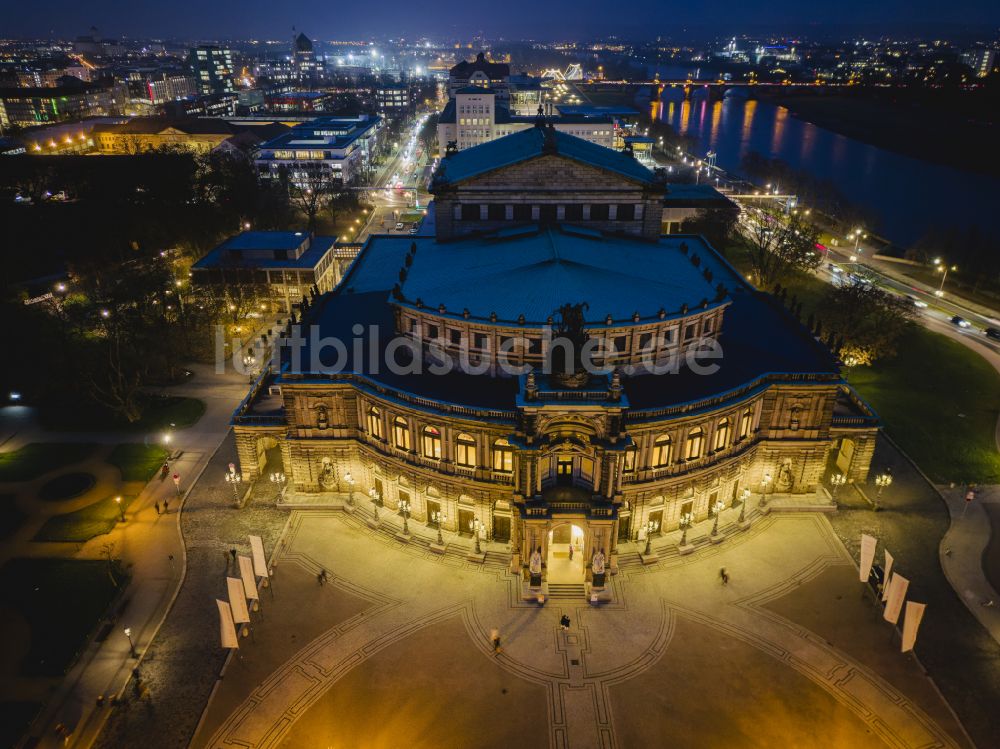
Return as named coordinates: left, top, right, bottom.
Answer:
left=216, top=599, right=239, bottom=649
left=227, top=577, right=250, bottom=624
left=859, top=534, right=877, bottom=583
left=249, top=535, right=269, bottom=578
left=883, top=573, right=910, bottom=624
left=901, top=601, right=926, bottom=652
left=239, top=555, right=259, bottom=600
left=882, top=550, right=894, bottom=601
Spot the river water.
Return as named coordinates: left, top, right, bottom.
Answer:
left=645, top=76, right=1000, bottom=247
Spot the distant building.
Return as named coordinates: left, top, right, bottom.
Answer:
left=161, top=92, right=238, bottom=118
left=437, top=88, right=616, bottom=152
left=255, top=115, right=385, bottom=187
left=448, top=52, right=510, bottom=103
left=188, top=46, right=235, bottom=95
left=139, top=73, right=198, bottom=105
left=376, top=82, right=415, bottom=117
left=0, top=79, right=127, bottom=128
left=961, top=48, right=997, bottom=78
left=292, top=32, right=324, bottom=82
left=91, top=117, right=289, bottom=154
left=265, top=91, right=334, bottom=112
left=191, top=230, right=350, bottom=313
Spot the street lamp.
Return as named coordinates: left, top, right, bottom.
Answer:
left=830, top=472, right=847, bottom=498
left=343, top=471, right=355, bottom=507
left=874, top=471, right=893, bottom=510
left=737, top=488, right=751, bottom=523
left=678, top=512, right=693, bottom=546
left=431, top=510, right=447, bottom=545
left=469, top=518, right=483, bottom=555
left=225, top=463, right=243, bottom=507
left=399, top=498, right=410, bottom=535
left=115, top=496, right=125, bottom=522
left=759, top=473, right=773, bottom=508
left=270, top=472, right=287, bottom=501
left=710, top=498, right=727, bottom=537
left=849, top=228, right=866, bottom=254
left=123, top=626, right=137, bottom=658
left=643, top=519, right=659, bottom=556
left=368, top=487, right=381, bottom=520
left=934, top=259, right=956, bottom=297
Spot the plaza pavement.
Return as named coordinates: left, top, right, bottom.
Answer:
left=0, top=362, right=250, bottom=749
left=188, top=506, right=970, bottom=749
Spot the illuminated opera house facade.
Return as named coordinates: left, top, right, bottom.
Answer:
left=232, top=122, right=879, bottom=580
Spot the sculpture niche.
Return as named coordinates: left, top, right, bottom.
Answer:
left=548, top=302, right=590, bottom=389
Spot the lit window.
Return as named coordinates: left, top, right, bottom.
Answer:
left=367, top=406, right=384, bottom=440
left=685, top=428, right=704, bottom=460
left=492, top=438, right=514, bottom=472
left=422, top=426, right=442, bottom=459
left=652, top=435, right=672, bottom=467
left=393, top=416, right=411, bottom=450
left=456, top=433, right=476, bottom=467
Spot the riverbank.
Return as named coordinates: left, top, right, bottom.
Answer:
left=755, top=89, right=999, bottom=176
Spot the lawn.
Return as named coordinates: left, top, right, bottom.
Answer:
left=107, top=444, right=170, bottom=482
left=0, top=558, right=124, bottom=677
left=38, top=394, right=205, bottom=433
left=0, top=702, right=42, bottom=748
left=723, top=244, right=1000, bottom=483
left=0, top=494, right=26, bottom=539
left=0, top=443, right=98, bottom=483
left=850, top=325, right=1000, bottom=483
left=33, top=493, right=137, bottom=543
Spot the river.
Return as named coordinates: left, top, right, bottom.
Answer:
left=644, top=79, right=1000, bottom=247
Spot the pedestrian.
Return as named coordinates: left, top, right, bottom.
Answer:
left=719, top=567, right=729, bottom=585
left=560, top=614, right=571, bottom=630
left=163, top=498, right=169, bottom=514
left=154, top=501, right=161, bottom=515
left=230, top=548, right=237, bottom=565
left=321, top=569, right=328, bottom=584
left=490, top=628, right=501, bottom=654
left=317, top=568, right=326, bottom=585
left=568, top=545, right=574, bottom=561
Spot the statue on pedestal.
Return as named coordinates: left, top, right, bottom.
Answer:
left=319, top=459, right=336, bottom=490
left=591, top=547, right=606, bottom=588
left=529, top=546, right=543, bottom=587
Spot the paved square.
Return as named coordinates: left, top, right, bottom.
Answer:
left=192, top=510, right=969, bottom=749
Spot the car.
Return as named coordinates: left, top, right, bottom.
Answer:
left=906, top=294, right=928, bottom=308
left=985, top=327, right=1000, bottom=340
left=827, top=262, right=842, bottom=274
left=951, top=315, right=971, bottom=328
left=394, top=222, right=404, bottom=231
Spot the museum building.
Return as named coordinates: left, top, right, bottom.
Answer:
left=231, top=123, right=879, bottom=581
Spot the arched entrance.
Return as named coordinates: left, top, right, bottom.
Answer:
left=546, top=522, right=586, bottom=583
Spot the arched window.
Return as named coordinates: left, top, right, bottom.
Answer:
left=623, top=446, right=637, bottom=473
left=738, top=406, right=753, bottom=440
left=367, top=406, right=384, bottom=440
left=422, top=426, right=442, bottom=459
left=652, top=435, right=672, bottom=467
left=393, top=416, right=411, bottom=450
left=714, top=418, right=729, bottom=451
left=492, top=438, right=514, bottom=472
left=456, top=433, right=476, bottom=467
left=685, top=427, right=704, bottom=461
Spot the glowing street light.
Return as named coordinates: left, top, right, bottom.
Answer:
left=830, top=472, right=847, bottom=498
left=225, top=463, right=243, bottom=507
left=678, top=511, right=694, bottom=546
left=710, top=498, right=727, bottom=537
left=934, top=259, right=956, bottom=297
left=643, top=518, right=659, bottom=555
left=431, top=510, right=447, bottom=545
left=399, top=498, right=411, bottom=535
left=469, top=517, right=483, bottom=555
left=115, top=495, right=125, bottom=522
left=123, top=626, right=137, bottom=657
left=758, top=472, right=773, bottom=508
left=874, top=470, right=893, bottom=511
left=737, top=488, right=752, bottom=523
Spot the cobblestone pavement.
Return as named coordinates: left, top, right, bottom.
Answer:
left=188, top=506, right=970, bottom=749
left=827, top=435, right=1000, bottom=749
left=92, top=437, right=288, bottom=749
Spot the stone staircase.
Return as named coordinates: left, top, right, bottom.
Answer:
left=547, top=583, right=586, bottom=600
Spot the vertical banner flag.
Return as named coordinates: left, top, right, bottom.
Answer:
left=882, top=550, right=895, bottom=601
left=901, top=602, right=927, bottom=653
left=860, top=534, right=877, bottom=583
left=216, top=599, right=239, bottom=649
left=239, top=555, right=259, bottom=601
left=249, top=535, right=269, bottom=580
left=227, top=577, right=250, bottom=624
left=883, top=573, right=910, bottom=624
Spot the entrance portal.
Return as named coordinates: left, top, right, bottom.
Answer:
left=546, top=523, right=586, bottom=583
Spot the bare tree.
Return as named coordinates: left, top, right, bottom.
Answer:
left=741, top=203, right=822, bottom=288
left=285, top=169, right=339, bottom=232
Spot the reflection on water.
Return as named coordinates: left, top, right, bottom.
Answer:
left=652, top=90, right=1000, bottom=245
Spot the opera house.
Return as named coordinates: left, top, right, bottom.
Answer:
left=231, top=122, right=879, bottom=584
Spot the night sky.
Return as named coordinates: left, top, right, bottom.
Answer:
left=5, top=0, right=1000, bottom=40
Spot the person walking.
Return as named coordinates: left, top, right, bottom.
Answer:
left=318, top=568, right=326, bottom=586
left=154, top=501, right=161, bottom=516
left=490, top=628, right=501, bottom=654
left=163, top=498, right=169, bottom=514
left=719, top=567, right=729, bottom=585
left=560, top=614, right=571, bottom=630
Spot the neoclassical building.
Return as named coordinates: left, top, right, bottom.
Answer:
left=232, top=124, right=878, bottom=582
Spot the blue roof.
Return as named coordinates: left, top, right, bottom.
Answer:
left=387, top=226, right=725, bottom=323
left=433, top=127, right=657, bottom=186
left=192, top=231, right=337, bottom=271
left=555, top=105, right=641, bottom=118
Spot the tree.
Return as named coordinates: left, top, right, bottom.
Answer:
left=284, top=169, right=340, bottom=233
left=681, top=205, right=740, bottom=249
left=742, top=203, right=822, bottom=288
left=419, top=113, right=440, bottom=158
left=821, top=279, right=915, bottom=366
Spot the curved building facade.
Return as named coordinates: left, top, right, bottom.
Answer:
left=233, top=125, right=878, bottom=580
